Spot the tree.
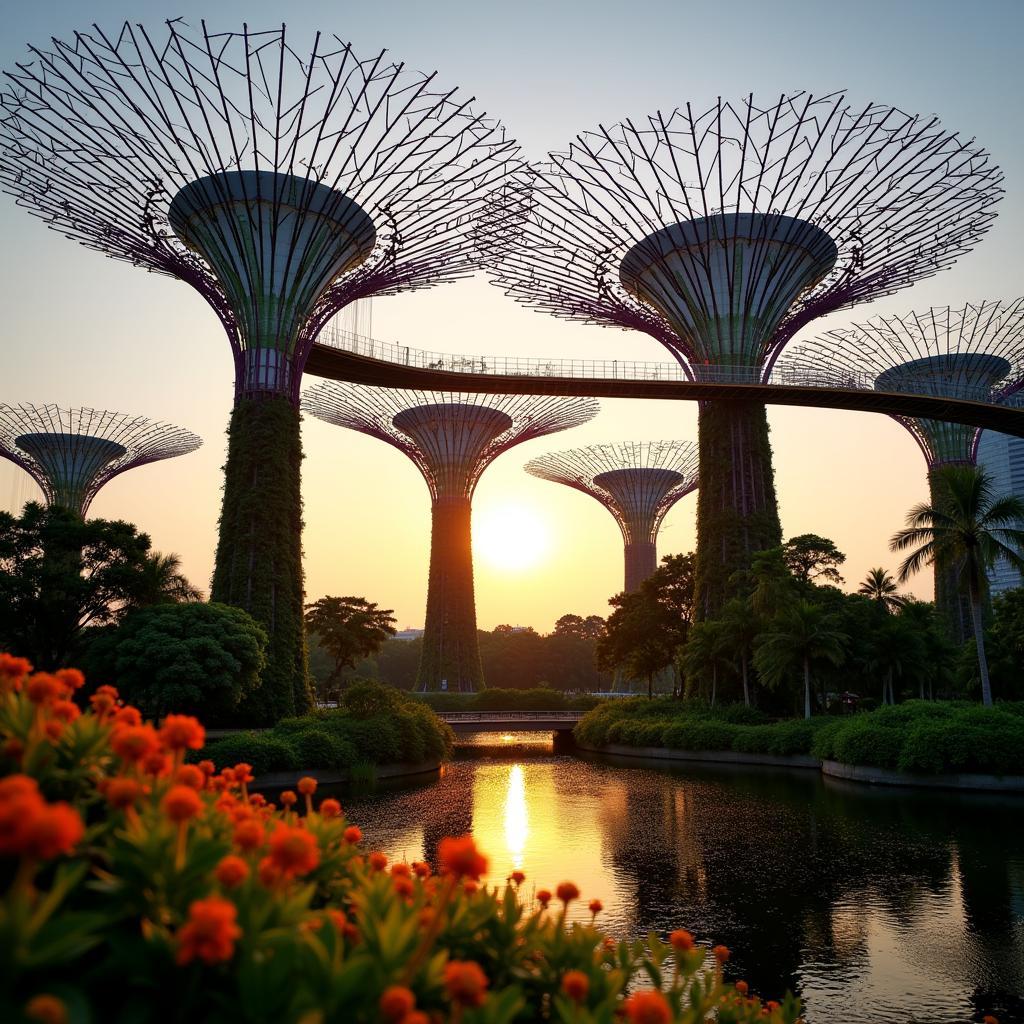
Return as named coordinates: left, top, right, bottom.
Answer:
left=754, top=601, right=848, bottom=718
left=129, top=551, right=203, bottom=607
left=783, top=533, right=847, bottom=586
left=680, top=619, right=733, bottom=705
left=988, top=588, right=1024, bottom=700
left=899, top=600, right=956, bottom=699
left=891, top=465, right=1024, bottom=706
left=857, top=567, right=906, bottom=613
left=596, top=589, right=676, bottom=699
left=81, top=602, right=267, bottom=724
left=865, top=614, right=924, bottom=705
left=741, top=547, right=799, bottom=619
left=0, top=503, right=152, bottom=668
left=304, top=597, right=397, bottom=697
left=719, top=597, right=760, bottom=706
left=552, top=614, right=606, bottom=640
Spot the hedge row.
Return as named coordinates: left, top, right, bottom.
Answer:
left=574, top=698, right=1024, bottom=775
left=412, top=687, right=602, bottom=712
left=202, top=682, right=455, bottom=776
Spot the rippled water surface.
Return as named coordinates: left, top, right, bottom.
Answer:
left=344, top=738, right=1024, bottom=1024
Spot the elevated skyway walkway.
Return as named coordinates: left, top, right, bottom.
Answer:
left=436, top=710, right=584, bottom=732
left=306, top=326, right=1024, bottom=438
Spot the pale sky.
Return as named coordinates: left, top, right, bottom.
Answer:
left=2, top=0, right=1022, bottom=631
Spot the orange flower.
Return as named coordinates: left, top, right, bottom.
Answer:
left=320, top=798, right=341, bottom=818
left=443, top=960, right=488, bottom=1007
left=162, top=786, right=203, bottom=823
left=462, top=879, right=478, bottom=896
left=669, top=929, right=694, bottom=952
left=0, top=653, right=32, bottom=687
left=561, top=970, right=589, bottom=1004
left=713, top=944, right=730, bottom=965
left=3, top=738, right=25, bottom=763
left=392, top=862, right=412, bottom=878
left=588, top=899, right=603, bottom=916
left=233, top=763, right=254, bottom=785
left=623, top=990, right=672, bottom=1024
left=257, top=856, right=283, bottom=888
left=54, top=668, right=84, bottom=691
left=23, top=802, right=84, bottom=860
left=176, top=765, right=205, bottom=790
left=113, top=706, right=142, bottom=727
left=343, top=825, right=362, bottom=844
left=233, top=819, right=265, bottom=852
left=23, top=994, right=68, bottom=1024
left=0, top=776, right=43, bottom=855
left=215, top=855, right=250, bottom=889
left=556, top=881, right=579, bottom=905
left=369, top=851, right=388, bottom=871
left=175, top=897, right=241, bottom=965
left=983, top=1017, right=1000, bottom=1024
left=268, top=823, right=320, bottom=878
left=297, top=776, right=317, bottom=795
left=159, top=715, right=205, bottom=752
left=394, top=876, right=414, bottom=899
left=438, top=835, right=488, bottom=880
left=412, top=861, right=431, bottom=878
left=106, top=778, right=144, bottom=810
left=509, top=870, right=525, bottom=885
left=89, top=685, right=120, bottom=716
left=735, top=981, right=749, bottom=996
left=26, top=673, right=63, bottom=705
left=379, top=986, right=416, bottom=1020
left=141, top=751, right=172, bottom=778
left=198, top=759, right=215, bottom=777
left=280, top=791, right=297, bottom=809
left=50, top=700, right=80, bottom=723
left=536, top=889, right=551, bottom=908
left=401, top=1014, right=429, bottom=1024
left=111, top=725, right=160, bottom=764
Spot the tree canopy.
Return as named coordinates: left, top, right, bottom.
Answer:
left=304, top=596, right=397, bottom=695
left=782, top=533, right=847, bottom=586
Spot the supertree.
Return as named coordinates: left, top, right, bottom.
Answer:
left=303, top=382, right=597, bottom=691
left=780, top=298, right=1024, bottom=642
left=0, top=20, right=519, bottom=718
left=0, top=404, right=201, bottom=517
left=524, top=442, right=698, bottom=593
left=482, top=91, right=1003, bottom=616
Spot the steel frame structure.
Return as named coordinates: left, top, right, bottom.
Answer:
left=481, top=91, right=1002, bottom=615
left=525, top=441, right=698, bottom=592
left=303, top=382, right=597, bottom=691
left=0, top=403, right=201, bottom=517
left=0, top=18, right=519, bottom=719
left=781, top=299, right=1024, bottom=644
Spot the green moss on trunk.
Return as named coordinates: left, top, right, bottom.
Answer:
left=417, top=496, right=484, bottom=692
left=211, top=397, right=311, bottom=722
left=694, top=400, right=781, bottom=618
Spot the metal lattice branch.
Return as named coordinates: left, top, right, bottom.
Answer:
left=0, top=20, right=520, bottom=400
left=303, top=382, right=597, bottom=498
left=0, top=403, right=201, bottom=516
left=525, top=441, right=698, bottom=545
left=778, top=298, right=1024, bottom=466
left=481, top=92, right=1002, bottom=376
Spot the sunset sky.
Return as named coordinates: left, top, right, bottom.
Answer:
left=2, top=0, right=1022, bottom=632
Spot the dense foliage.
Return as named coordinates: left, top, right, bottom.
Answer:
left=79, top=603, right=268, bottom=726
left=575, top=697, right=1024, bottom=776
left=0, top=654, right=800, bottom=1023
left=211, top=397, right=311, bottom=724
left=204, top=682, right=454, bottom=777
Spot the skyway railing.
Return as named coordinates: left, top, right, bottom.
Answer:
left=436, top=711, right=584, bottom=723
left=317, top=322, right=1024, bottom=407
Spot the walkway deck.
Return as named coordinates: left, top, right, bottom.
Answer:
left=306, top=326, right=1024, bottom=437
left=437, top=710, right=584, bottom=732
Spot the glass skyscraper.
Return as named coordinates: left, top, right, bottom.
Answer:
left=976, top=430, right=1024, bottom=595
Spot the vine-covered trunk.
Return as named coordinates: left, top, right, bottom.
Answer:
left=694, top=401, right=782, bottom=618
left=623, top=540, right=657, bottom=593
left=211, top=397, right=310, bottom=722
left=927, top=471, right=972, bottom=644
left=417, top=496, right=484, bottom=692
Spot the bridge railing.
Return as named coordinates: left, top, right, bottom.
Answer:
left=316, top=322, right=1024, bottom=408
left=436, top=711, right=584, bottom=723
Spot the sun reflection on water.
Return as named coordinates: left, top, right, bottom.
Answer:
left=503, top=764, right=529, bottom=870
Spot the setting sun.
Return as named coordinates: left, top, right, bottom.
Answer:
left=473, top=501, right=550, bottom=571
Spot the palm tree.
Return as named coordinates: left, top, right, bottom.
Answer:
left=857, top=568, right=906, bottom=613
left=866, top=615, right=924, bottom=705
left=754, top=601, right=848, bottom=719
left=890, top=465, right=1024, bottom=707
left=719, top=597, right=760, bottom=706
left=680, top=619, right=732, bottom=705
left=132, top=552, right=203, bottom=606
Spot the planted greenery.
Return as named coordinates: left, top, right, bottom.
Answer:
left=204, top=682, right=454, bottom=775
left=0, top=653, right=802, bottom=1023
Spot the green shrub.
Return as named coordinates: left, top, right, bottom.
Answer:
left=204, top=732, right=297, bottom=775
left=831, top=721, right=902, bottom=769
left=731, top=725, right=774, bottom=755
left=765, top=719, right=823, bottom=756
left=662, top=720, right=736, bottom=752
left=810, top=719, right=847, bottom=760
left=287, top=728, right=355, bottom=771
left=712, top=704, right=770, bottom=726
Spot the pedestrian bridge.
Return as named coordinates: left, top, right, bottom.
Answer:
left=436, top=710, right=584, bottom=732
left=307, top=325, right=1024, bottom=438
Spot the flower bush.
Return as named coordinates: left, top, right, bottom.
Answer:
left=0, top=652, right=810, bottom=1023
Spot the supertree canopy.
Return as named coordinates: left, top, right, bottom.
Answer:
left=0, top=404, right=201, bottom=517
left=525, top=441, right=698, bottom=593
left=304, top=382, right=597, bottom=691
left=483, top=91, right=1003, bottom=614
left=0, top=19, right=519, bottom=720
left=780, top=298, right=1024, bottom=642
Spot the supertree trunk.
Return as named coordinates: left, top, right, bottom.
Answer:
left=694, top=401, right=782, bottom=618
left=417, top=496, right=484, bottom=692
left=212, top=397, right=311, bottom=721
left=927, top=471, right=972, bottom=645
left=624, top=541, right=658, bottom=594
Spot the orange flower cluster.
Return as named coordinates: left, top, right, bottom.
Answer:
left=0, top=775, right=83, bottom=861
left=176, top=897, right=242, bottom=965
left=438, top=834, right=488, bottom=880
left=443, top=960, right=489, bottom=1007
left=624, top=990, right=672, bottom=1024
